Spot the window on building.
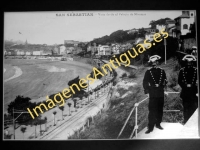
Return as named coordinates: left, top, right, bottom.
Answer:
left=183, top=24, right=188, bottom=29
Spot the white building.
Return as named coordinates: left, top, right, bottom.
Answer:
left=33, top=51, right=41, bottom=55
left=25, top=51, right=31, bottom=55
left=16, top=50, right=25, bottom=55
left=98, top=45, right=111, bottom=55
left=111, top=44, right=120, bottom=54
left=127, top=28, right=139, bottom=34
left=174, top=10, right=195, bottom=38
left=145, top=25, right=166, bottom=41
left=59, top=45, right=66, bottom=55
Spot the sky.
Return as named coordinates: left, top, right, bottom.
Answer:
left=4, top=10, right=184, bottom=45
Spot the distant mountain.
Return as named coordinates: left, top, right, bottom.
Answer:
left=89, top=17, right=172, bottom=46
left=4, top=39, right=24, bottom=47
left=90, top=29, right=141, bottom=45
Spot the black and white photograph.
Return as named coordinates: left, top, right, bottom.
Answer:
left=3, top=10, right=199, bottom=140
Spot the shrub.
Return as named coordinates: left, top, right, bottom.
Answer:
left=173, top=60, right=181, bottom=71
left=85, top=58, right=93, bottom=65
left=168, top=72, right=179, bottom=89
left=163, top=96, right=184, bottom=124
left=128, top=70, right=137, bottom=78
left=117, top=88, right=129, bottom=97
left=121, top=73, right=127, bottom=78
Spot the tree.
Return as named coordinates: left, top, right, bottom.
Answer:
left=20, top=125, right=27, bottom=139
left=53, top=111, right=57, bottom=126
left=149, top=20, right=156, bottom=28
left=79, top=97, right=83, bottom=108
left=34, top=122, right=37, bottom=138
left=7, top=95, right=36, bottom=122
left=67, top=103, right=72, bottom=116
left=59, top=106, right=65, bottom=120
left=44, top=117, right=47, bottom=131
left=68, top=76, right=87, bottom=99
left=73, top=96, right=78, bottom=112
left=90, top=90, right=93, bottom=102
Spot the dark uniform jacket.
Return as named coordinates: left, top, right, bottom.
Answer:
left=143, top=67, right=167, bottom=98
left=178, top=66, right=198, bottom=99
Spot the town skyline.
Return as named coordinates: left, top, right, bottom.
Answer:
left=4, top=11, right=183, bottom=45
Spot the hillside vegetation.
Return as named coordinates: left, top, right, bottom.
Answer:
left=68, top=35, right=184, bottom=139
left=68, top=56, right=183, bottom=139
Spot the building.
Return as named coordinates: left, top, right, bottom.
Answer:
left=32, top=50, right=41, bottom=55
left=25, top=51, right=32, bottom=55
left=144, top=27, right=156, bottom=42
left=15, top=50, right=25, bottom=55
left=64, top=40, right=80, bottom=47
left=111, top=44, right=120, bottom=54
left=174, top=10, right=195, bottom=39
left=6, top=50, right=15, bottom=55
left=72, top=47, right=82, bottom=55
left=42, top=50, right=52, bottom=55
left=59, top=45, right=66, bottom=55
left=127, top=28, right=139, bottom=34
left=87, top=45, right=98, bottom=55
left=52, top=45, right=59, bottom=55
left=66, top=47, right=74, bottom=54
left=144, top=28, right=156, bottom=33
left=165, top=20, right=176, bottom=37
left=98, top=45, right=111, bottom=55
left=144, top=25, right=166, bottom=41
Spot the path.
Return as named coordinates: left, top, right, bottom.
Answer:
left=39, top=89, right=111, bottom=140
left=136, top=108, right=199, bottom=139
left=4, top=66, right=22, bottom=82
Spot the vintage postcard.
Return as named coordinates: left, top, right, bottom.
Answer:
left=3, top=10, right=199, bottom=140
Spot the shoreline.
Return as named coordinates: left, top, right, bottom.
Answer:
left=4, top=66, right=23, bottom=83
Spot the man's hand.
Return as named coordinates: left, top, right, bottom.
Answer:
left=187, top=84, right=191, bottom=87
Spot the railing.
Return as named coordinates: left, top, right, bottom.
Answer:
left=117, top=91, right=180, bottom=139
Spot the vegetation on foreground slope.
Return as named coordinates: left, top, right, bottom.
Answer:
left=68, top=57, right=184, bottom=139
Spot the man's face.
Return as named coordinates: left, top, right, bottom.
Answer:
left=186, top=61, right=192, bottom=67
left=152, top=61, right=158, bottom=66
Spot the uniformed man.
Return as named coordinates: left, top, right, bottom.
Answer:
left=143, top=55, right=168, bottom=134
left=191, top=46, right=197, bottom=56
left=178, top=55, right=198, bottom=124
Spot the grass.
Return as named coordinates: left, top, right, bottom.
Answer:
left=163, top=94, right=184, bottom=124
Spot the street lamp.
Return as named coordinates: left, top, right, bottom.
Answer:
left=164, top=38, right=167, bottom=64
left=12, top=108, right=29, bottom=139
left=88, top=80, right=90, bottom=104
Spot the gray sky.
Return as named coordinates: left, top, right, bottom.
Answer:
left=4, top=11, right=183, bottom=45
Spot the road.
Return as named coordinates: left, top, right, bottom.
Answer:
left=38, top=84, right=112, bottom=140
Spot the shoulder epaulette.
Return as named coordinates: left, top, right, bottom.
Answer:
left=147, top=67, right=152, bottom=70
